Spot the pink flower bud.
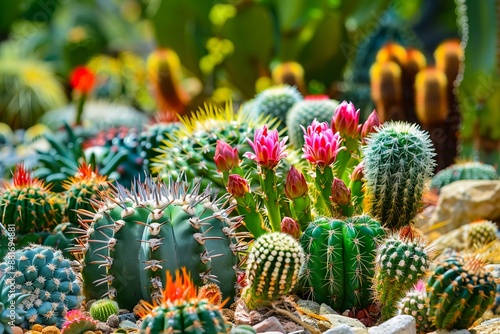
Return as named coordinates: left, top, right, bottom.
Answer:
left=330, top=177, right=351, bottom=206
left=214, top=140, right=239, bottom=172
left=285, top=166, right=308, bottom=199
left=302, top=119, right=345, bottom=167
left=361, top=110, right=381, bottom=144
left=350, top=162, right=364, bottom=181
left=243, top=125, right=288, bottom=169
left=280, top=217, right=301, bottom=239
left=227, top=174, right=249, bottom=197
left=331, top=101, right=360, bottom=138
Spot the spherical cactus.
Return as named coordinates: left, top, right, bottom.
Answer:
left=1, top=164, right=64, bottom=234
left=430, top=162, right=498, bottom=193
left=89, top=299, right=119, bottom=322
left=286, top=98, right=339, bottom=149
left=370, top=61, right=404, bottom=122
left=76, top=175, right=241, bottom=311
left=466, top=220, right=498, bottom=250
left=299, top=215, right=385, bottom=311
left=61, top=310, right=97, bottom=334
left=139, top=121, right=180, bottom=173
left=253, top=85, right=303, bottom=131
left=1, top=245, right=82, bottom=327
left=139, top=268, right=230, bottom=334
left=362, top=121, right=436, bottom=230
left=414, top=68, right=449, bottom=125
left=399, top=281, right=435, bottom=334
left=427, top=256, right=497, bottom=329
left=242, top=232, right=304, bottom=310
left=374, top=231, right=430, bottom=321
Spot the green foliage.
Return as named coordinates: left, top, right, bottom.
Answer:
left=89, top=299, right=119, bottom=322
left=362, top=122, right=435, bottom=230
left=253, top=85, right=303, bottom=131
left=430, top=162, right=498, bottom=192
left=427, top=256, right=497, bottom=329
left=77, top=176, right=241, bottom=311
left=0, top=245, right=82, bottom=327
left=299, top=215, right=385, bottom=311
left=242, top=232, right=304, bottom=309
left=286, top=98, right=338, bottom=149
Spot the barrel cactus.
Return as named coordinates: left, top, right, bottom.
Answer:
left=286, top=98, right=339, bottom=149
left=138, top=267, right=230, bottom=334
left=427, top=256, right=497, bottom=329
left=242, top=232, right=304, bottom=310
left=362, top=122, right=436, bottom=230
left=299, top=215, right=385, bottom=311
left=430, top=162, right=498, bottom=193
left=75, top=175, right=242, bottom=311
left=89, top=299, right=119, bottom=322
left=0, top=245, right=82, bottom=327
left=465, top=220, right=498, bottom=250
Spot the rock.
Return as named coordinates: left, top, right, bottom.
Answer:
left=425, top=181, right=500, bottom=240
left=118, top=320, right=139, bottom=330
left=319, top=303, right=338, bottom=315
left=234, top=302, right=263, bottom=325
left=470, top=317, right=500, bottom=334
left=118, top=308, right=130, bottom=315
left=324, top=324, right=354, bottom=334
left=106, top=314, right=120, bottom=328
left=322, top=314, right=367, bottom=329
left=11, top=326, right=23, bottom=334
left=297, top=299, right=321, bottom=314
left=118, top=313, right=136, bottom=323
left=429, top=330, right=471, bottom=334
left=96, top=323, right=113, bottom=334
left=253, top=317, right=286, bottom=334
left=368, top=315, right=415, bottom=334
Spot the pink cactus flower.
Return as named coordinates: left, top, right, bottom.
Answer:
left=227, top=174, right=249, bottom=197
left=361, top=110, right=381, bottom=144
left=285, top=166, right=308, bottom=199
left=281, top=217, right=301, bottom=239
left=214, top=140, right=239, bottom=172
left=351, top=162, right=364, bottom=181
left=331, top=101, right=360, bottom=138
left=330, top=177, right=351, bottom=205
left=302, top=119, right=344, bottom=167
left=244, top=125, right=288, bottom=169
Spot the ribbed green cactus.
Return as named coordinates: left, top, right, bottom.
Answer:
left=286, top=98, right=339, bottom=149
left=253, top=85, right=303, bottom=131
left=139, top=268, right=229, bottom=334
left=89, top=299, right=119, bottom=322
left=0, top=268, right=29, bottom=334
left=76, top=175, right=241, bottom=311
left=466, top=220, right=498, bottom=250
left=242, top=232, right=304, bottom=310
left=430, top=162, right=498, bottom=193
left=399, top=284, right=435, bottom=334
left=362, top=122, right=436, bottom=230
left=299, top=215, right=385, bottom=311
left=1, top=164, right=64, bottom=234
left=427, top=256, right=497, bottom=329
left=139, top=121, right=180, bottom=173
left=374, top=232, right=430, bottom=321
left=0, top=245, right=82, bottom=327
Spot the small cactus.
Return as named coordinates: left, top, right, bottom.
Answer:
left=362, top=122, right=436, bottom=230
left=253, top=85, right=303, bottom=130
left=138, top=268, right=230, bottom=334
left=89, top=299, right=119, bottom=322
left=399, top=281, right=435, bottom=334
left=61, top=310, right=97, bottom=334
left=430, top=162, right=498, bottom=193
left=242, top=232, right=304, bottom=310
left=465, top=220, right=498, bottom=250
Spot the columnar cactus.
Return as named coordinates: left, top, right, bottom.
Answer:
left=362, top=122, right=436, bottom=230
left=430, top=162, right=498, bottom=193
left=76, top=175, right=242, bottom=311
left=139, top=268, right=229, bottom=334
left=370, top=61, right=404, bottom=122
left=89, top=299, right=119, bottom=322
left=414, top=68, right=448, bottom=126
left=465, top=220, right=498, bottom=250
left=242, top=232, right=304, bottom=310
left=253, top=85, right=303, bottom=130
left=299, top=215, right=385, bottom=311
left=427, top=256, right=497, bottom=329
left=286, top=98, right=339, bottom=149
left=399, top=281, right=435, bottom=334
left=374, top=231, right=430, bottom=321
left=0, top=245, right=82, bottom=327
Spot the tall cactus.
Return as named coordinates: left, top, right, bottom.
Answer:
left=75, top=175, right=242, bottom=311
left=299, top=215, right=385, bottom=311
left=362, top=122, right=436, bottom=230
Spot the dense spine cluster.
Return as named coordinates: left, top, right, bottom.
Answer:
left=430, top=162, right=498, bottom=192
left=465, top=220, right=498, bottom=250
left=252, top=85, right=303, bottom=130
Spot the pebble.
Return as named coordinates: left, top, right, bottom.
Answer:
left=319, top=304, right=338, bottom=315
left=96, top=323, right=113, bottom=334
left=298, top=299, right=321, bottom=314
left=105, top=314, right=120, bottom=328
left=118, top=313, right=136, bottom=323
left=324, top=324, right=355, bottom=334
left=118, top=320, right=139, bottom=330
left=253, top=317, right=286, bottom=334
left=368, top=315, right=415, bottom=334
left=11, top=327, right=23, bottom=334
left=322, top=314, right=367, bottom=329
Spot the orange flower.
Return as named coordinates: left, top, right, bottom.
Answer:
left=70, top=66, right=95, bottom=94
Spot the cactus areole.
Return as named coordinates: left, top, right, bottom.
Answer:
left=76, top=176, right=242, bottom=310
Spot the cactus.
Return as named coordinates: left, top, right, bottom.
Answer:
left=362, top=122, right=436, bottom=230
left=75, top=175, right=242, bottom=311
left=465, top=220, right=498, bottom=250
left=138, top=267, right=230, bottom=334
left=373, top=231, right=430, bottom=321
left=252, top=85, right=303, bottom=130
left=399, top=282, right=435, bottom=334
left=430, top=162, right=498, bottom=193
left=242, top=232, right=304, bottom=310
left=89, top=299, right=119, bottom=322
left=299, top=215, right=385, bottom=311
left=61, top=310, right=97, bottom=334
left=0, top=164, right=64, bottom=235
left=0, top=269, right=29, bottom=334
left=0, top=245, right=82, bottom=327
left=370, top=61, right=404, bottom=122
left=427, top=256, right=497, bottom=329
left=286, top=98, right=339, bottom=149
left=138, top=121, right=181, bottom=174
left=271, top=62, right=306, bottom=95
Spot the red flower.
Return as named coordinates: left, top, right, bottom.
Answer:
left=302, top=119, right=344, bottom=168
left=331, top=101, right=360, bottom=138
left=360, top=110, right=381, bottom=144
left=70, top=66, right=95, bottom=95
left=244, top=125, right=287, bottom=169
left=227, top=174, right=249, bottom=197
left=214, top=140, right=239, bottom=172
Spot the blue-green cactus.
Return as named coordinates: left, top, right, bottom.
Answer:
left=253, top=85, right=303, bottom=131
left=430, top=162, right=498, bottom=193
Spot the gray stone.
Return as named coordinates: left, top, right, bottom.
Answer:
left=368, top=315, right=415, bottom=334
left=297, top=299, right=321, bottom=314
left=105, top=314, right=120, bottom=328
left=96, top=323, right=113, bottom=334
left=429, top=330, right=471, bottom=334
left=324, top=324, right=354, bottom=334
left=322, top=314, right=367, bottom=329
left=469, top=317, right=500, bottom=334
left=118, top=313, right=136, bottom=323
left=119, top=320, right=139, bottom=330
left=253, top=317, right=286, bottom=334
left=319, top=303, right=337, bottom=315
